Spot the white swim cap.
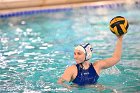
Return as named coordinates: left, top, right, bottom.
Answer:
left=74, top=43, right=93, bottom=61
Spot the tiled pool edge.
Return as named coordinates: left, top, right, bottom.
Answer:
left=0, top=0, right=139, bottom=19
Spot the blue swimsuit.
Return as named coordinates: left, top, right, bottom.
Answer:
left=72, top=63, right=99, bottom=86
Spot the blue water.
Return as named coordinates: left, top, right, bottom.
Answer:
left=0, top=2, right=140, bottom=93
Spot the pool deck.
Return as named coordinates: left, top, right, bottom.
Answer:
left=0, top=0, right=126, bottom=15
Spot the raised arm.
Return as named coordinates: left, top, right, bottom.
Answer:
left=95, top=35, right=123, bottom=71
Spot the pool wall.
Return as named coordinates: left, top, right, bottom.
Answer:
left=0, top=0, right=119, bottom=10
left=0, top=0, right=139, bottom=18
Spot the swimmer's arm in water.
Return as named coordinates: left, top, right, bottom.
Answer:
left=95, top=36, right=123, bottom=70
left=57, top=77, right=71, bottom=89
left=57, top=66, right=74, bottom=89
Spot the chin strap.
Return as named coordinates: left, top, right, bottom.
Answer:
left=79, top=63, right=84, bottom=69
left=79, top=60, right=86, bottom=69
left=79, top=59, right=90, bottom=69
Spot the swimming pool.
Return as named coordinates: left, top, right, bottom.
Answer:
left=0, top=1, right=140, bottom=93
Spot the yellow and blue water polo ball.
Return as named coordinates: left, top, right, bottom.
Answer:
left=109, top=16, right=129, bottom=36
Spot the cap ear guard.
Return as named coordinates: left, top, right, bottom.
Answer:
left=83, top=43, right=93, bottom=61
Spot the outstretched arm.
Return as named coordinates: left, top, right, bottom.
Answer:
left=95, top=35, right=123, bottom=70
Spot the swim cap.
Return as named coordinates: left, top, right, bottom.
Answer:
left=74, top=43, right=93, bottom=61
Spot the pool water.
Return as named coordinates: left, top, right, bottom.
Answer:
left=0, top=2, right=140, bottom=93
